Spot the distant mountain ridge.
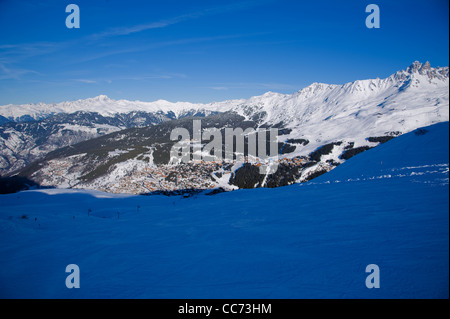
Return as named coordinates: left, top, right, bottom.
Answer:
left=1, top=61, right=447, bottom=124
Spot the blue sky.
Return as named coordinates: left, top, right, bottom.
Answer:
left=0, top=0, right=448, bottom=105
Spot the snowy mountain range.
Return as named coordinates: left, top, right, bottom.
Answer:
left=0, top=61, right=448, bottom=193
left=1, top=61, right=448, bottom=125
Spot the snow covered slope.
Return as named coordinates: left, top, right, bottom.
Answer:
left=313, top=121, right=449, bottom=183
left=0, top=122, right=447, bottom=298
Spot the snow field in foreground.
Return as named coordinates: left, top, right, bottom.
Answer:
left=0, top=123, right=448, bottom=298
